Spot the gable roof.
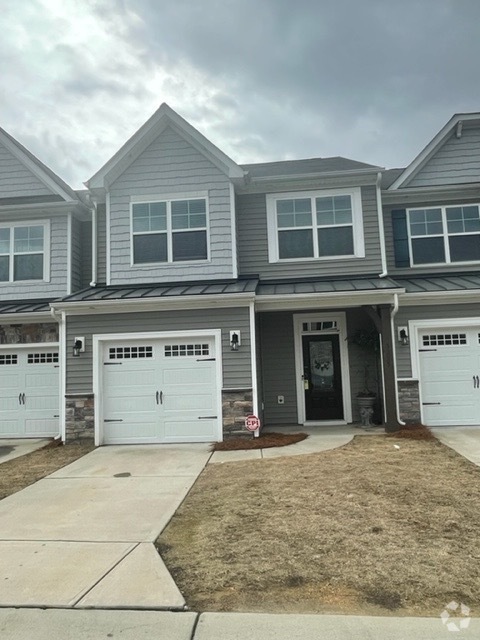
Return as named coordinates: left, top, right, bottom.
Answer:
left=86, top=103, right=245, bottom=190
left=388, top=112, right=480, bottom=190
left=242, top=156, right=381, bottom=179
left=0, top=127, right=78, bottom=202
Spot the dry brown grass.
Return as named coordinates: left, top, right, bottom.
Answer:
left=0, top=441, right=94, bottom=500
left=212, top=432, right=308, bottom=451
left=157, top=435, right=480, bottom=616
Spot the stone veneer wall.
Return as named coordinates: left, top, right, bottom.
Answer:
left=66, top=390, right=254, bottom=442
left=398, top=380, right=421, bottom=424
left=222, top=389, right=254, bottom=435
left=66, top=395, right=95, bottom=441
left=0, top=323, right=58, bottom=344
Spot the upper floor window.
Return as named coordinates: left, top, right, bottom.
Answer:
left=408, top=204, right=480, bottom=265
left=0, top=222, right=49, bottom=282
left=266, top=188, right=364, bottom=262
left=131, top=197, right=208, bottom=265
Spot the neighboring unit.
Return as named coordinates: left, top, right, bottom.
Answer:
left=1, top=107, right=480, bottom=443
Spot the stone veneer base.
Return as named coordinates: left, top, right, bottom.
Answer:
left=65, top=389, right=254, bottom=442
left=398, top=380, right=421, bottom=424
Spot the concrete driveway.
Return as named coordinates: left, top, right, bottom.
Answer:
left=0, top=444, right=212, bottom=609
left=0, top=439, right=49, bottom=464
left=431, top=427, right=480, bottom=466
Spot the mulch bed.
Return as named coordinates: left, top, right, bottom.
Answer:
left=387, top=423, right=435, bottom=441
left=212, top=432, right=308, bottom=451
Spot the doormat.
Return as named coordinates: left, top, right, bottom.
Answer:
left=212, top=432, right=308, bottom=451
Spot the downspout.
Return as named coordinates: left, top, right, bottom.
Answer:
left=50, top=306, right=67, bottom=441
left=376, top=171, right=388, bottom=278
left=390, top=293, right=406, bottom=426
left=89, top=197, right=98, bottom=287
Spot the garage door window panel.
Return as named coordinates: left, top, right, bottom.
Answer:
left=0, top=354, right=18, bottom=365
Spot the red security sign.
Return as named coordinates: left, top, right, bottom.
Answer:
left=245, top=415, right=261, bottom=431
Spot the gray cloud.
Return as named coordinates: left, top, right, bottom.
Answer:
left=2, top=0, right=480, bottom=187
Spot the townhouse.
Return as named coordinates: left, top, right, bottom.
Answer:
left=1, top=106, right=479, bottom=444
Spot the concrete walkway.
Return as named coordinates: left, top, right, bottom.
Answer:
left=0, top=444, right=212, bottom=609
left=432, top=426, right=480, bottom=466
left=0, top=609, right=478, bottom=639
left=0, top=439, right=49, bottom=464
left=209, top=425, right=378, bottom=464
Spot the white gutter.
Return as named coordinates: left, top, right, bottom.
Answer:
left=249, top=301, right=259, bottom=437
left=390, top=292, right=406, bottom=426
left=376, top=172, right=388, bottom=278
left=90, top=197, right=98, bottom=287
left=50, top=292, right=256, bottom=314
left=50, top=306, right=65, bottom=441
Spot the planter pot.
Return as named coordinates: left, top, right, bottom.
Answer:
left=357, top=395, right=376, bottom=427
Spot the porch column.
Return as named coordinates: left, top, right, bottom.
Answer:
left=378, top=305, right=402, bottom=432
left=364, top=304, right=402, bottom=433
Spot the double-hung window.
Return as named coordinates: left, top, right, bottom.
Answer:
left=267, top=188, right=364, bottom=262
left=408, top=204, right=480, bottom=265
left=131, top=197, right=208, bottom=264
left=0, top=222, right=48, bottom=282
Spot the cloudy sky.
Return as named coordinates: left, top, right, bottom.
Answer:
left=2, top=0, right=480, bottom=188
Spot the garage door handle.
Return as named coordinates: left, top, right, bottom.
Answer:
left=198, top=416, right=217, bottom=419
left=475, top=376, right=478, bottom=389
left=18, top=393, right=22, bottom=405
left=156, top=391, right=163, bottom=405
left=21, top=393, right=25, bottom=405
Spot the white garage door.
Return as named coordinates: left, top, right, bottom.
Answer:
left=0, top=348, right=60, bottom=438
left=419, top=328, right=480, bottom=426
left=101, top=337, right=220, bottom=444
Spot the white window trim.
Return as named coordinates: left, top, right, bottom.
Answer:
left=407, top=203, right=480, bottom=267
left=129, top=192, right=211, bottom=267
left=266, top=187, right=365, bottom=263
left=0, top=219, right=50, bottom=283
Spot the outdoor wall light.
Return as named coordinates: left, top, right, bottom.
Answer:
left=398, top=327, right=409, bottom=346
left=230, top=330, right=241, bottom=351
left=73, top=337, right=85, bottom=357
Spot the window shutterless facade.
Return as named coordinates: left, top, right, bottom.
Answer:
left=408, top=204, right=480, bottom=265
left=131, top=196, right=209, bottom=265
left=266, top=188, right=364, bottom=262
left=0, top=221, right=49, bottom=282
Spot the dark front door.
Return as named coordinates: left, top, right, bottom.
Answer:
left=302, top=334, right=344, bottom=421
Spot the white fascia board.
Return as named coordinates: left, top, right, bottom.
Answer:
left=249, top=168, right=381, bottom=183
left=255, top=289, right=402, bottom=312
left=0, top=313, right=56, bottom=323
left=400, top=290, right=480, bottom=306
left=0, top=130, right=74, bottom=202
left=382, top=182, right=480, bottom=205
left=87, top=103, right=244, bottom=189
left=388, top=113, right=480, bottom=190
left=51, top=292, right=255, bottom=315
left=0, top=200, right=83, bottom=216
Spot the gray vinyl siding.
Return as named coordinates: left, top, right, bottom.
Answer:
left=107, top=126, right=234, bottom=285
left=259, top=312, right=298, bottom=424
left=0, top=141, right=54, bottom=198
left=237, top=185, right=382, bottom=279
left=394, top=303, right=480, bottom=378
left=70, top=216, right=82, bottom=293
left=384, top=197, right=480, bottom=276
left=408, top=127, right=480, bottom=187
left=96, top=204, right=106, bottom=284
left=0, top=215, right=69, bottom=300
left=66, top=306, right=251, bottom=394
left=259, top=309, right=379, bottom=425
left=80, top=220, right=92, bottom=289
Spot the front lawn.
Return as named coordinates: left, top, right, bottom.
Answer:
left=157, top=436, right=480, bottom=616
left=0, top=442, right=94, bottom=500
